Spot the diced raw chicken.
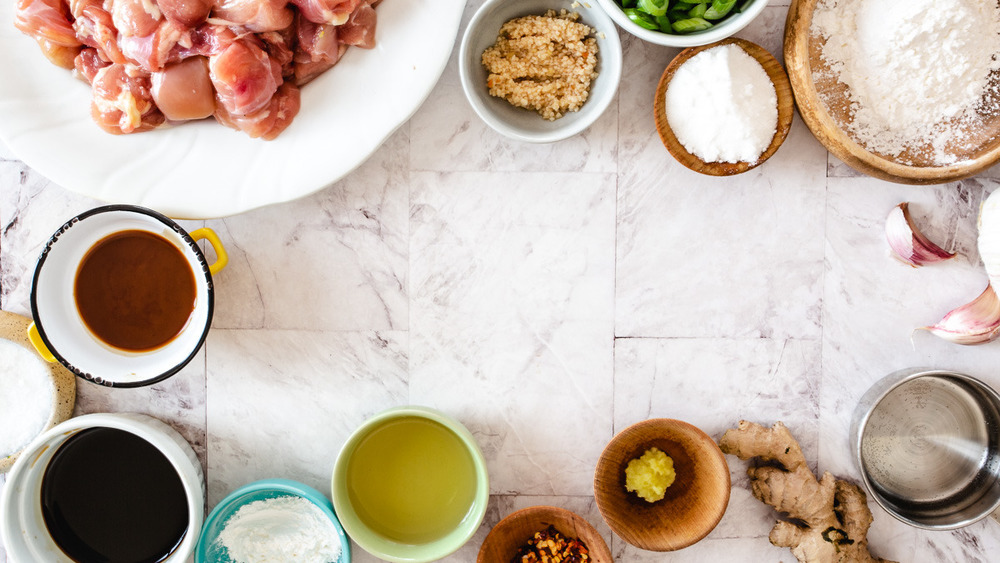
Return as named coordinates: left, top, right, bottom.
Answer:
left=90, top=63, right=165, bottom=133
left=119, top=18, right=187, bottom=71
left=215, top=81, right=300, bottom=139
left=288, top=0, right=359, bottom=26
left=151, top=56, right=216, bottom=120
left=13, top=0, right=381, bottom=139
left=74, top=47, right=109, bottom=82
left=212, top=0, right=293, bottom=32
left=74, top=3, right=127, bottom=64
left=209, top=39, right=282, bottom=116
left=159, top=0, right=212, bottom=27
left=14, top=0, right=80, bottom=48
left=337, top=1, right=375, bottom=48
left=110, top=0, right=162, bottom=37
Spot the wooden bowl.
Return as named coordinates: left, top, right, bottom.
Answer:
left=478, top=506, right=613, bottom=563
left=0, top=311, right=76, bottom=473
left=784, top=0, right=1000, bottom=184
left=654, top=37, right=794, bottom=176
left=593, top=419, right=730, bottom=551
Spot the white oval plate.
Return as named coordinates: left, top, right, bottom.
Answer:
left=0, top=0, right=463, bottom=219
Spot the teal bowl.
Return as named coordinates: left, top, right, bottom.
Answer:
left=332, top=406, right=489, bottom=563
left=195, top=478, right=350, bottom=563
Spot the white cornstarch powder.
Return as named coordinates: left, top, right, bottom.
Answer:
left=666, top=44, right=778, bottom=164
left=812, top=0, right=1000, bottom=164
left=217, top=496, right=342, bottom=563
left=0, top=338, right=54, bottom=457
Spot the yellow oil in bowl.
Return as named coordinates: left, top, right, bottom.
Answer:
left=345, top=416, right=478, bottom=544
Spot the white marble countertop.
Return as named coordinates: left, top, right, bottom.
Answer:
left=3, top=1, right=1000, bottom=561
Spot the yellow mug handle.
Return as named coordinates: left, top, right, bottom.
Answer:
left=27, top=322, right=57, bottom=363
left=189, top=228, right=228, bottom=276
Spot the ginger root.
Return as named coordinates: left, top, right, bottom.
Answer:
left=718, top=421, right=895, bottom=563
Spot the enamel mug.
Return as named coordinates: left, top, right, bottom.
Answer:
left=28, top=205, right=227, bottom=387
left=851, top=368, right=1000, bottom=529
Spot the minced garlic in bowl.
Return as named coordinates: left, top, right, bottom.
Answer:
left=482, top=10, right=599, bottom=121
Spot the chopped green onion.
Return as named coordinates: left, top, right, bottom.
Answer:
left=672, top=17, right=713, bottom=33
left=687, top=2, right=707, bottom=18
left=654, top=14, right=674, bottom=32
left=704, top=0, right=737, bottom=19
left=637, top=0, right=669, bottom=17
left=624, top=8, right=660, bottom=30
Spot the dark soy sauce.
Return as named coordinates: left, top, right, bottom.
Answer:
left=41, top=427, right=189, bottom=563
left=74, top=230, right=196, bottom=352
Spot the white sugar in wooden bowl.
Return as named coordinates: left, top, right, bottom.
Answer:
left=0, top=311, right=75, bottom=473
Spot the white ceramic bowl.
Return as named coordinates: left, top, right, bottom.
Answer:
left=594, top=0, right=769, bottom=47
left=459, top=0, right=623, bottom=143
left=29, top=204, right=227, bottom=387
left=0, top=413, right=205, bottom=563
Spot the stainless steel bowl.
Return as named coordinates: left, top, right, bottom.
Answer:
left=851, top=368, right=1000, bottom=529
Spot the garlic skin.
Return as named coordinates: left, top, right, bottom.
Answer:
left=886, top=202, right=955, bottom=267
left=921, top=285, right=1000, bottom=345
left=978, top=190, right=1000, bottom=289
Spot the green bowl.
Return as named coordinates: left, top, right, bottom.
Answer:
left=196, top=479, right=350, bottom=563
left=332, top=406, right=489, bottom=562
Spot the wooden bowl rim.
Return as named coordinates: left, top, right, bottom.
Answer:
left=654, top=37, right=795, bottom=176
left=477, top=505, right=613, bottom=563
left=783, top=0, right=1000, bottom=184
left=592, top=418, right=730, bottom=551
left=0, top=311, right=76, bottom=473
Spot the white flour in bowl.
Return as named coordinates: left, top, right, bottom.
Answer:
left=0, top=338, right=53, bottom=457
left=811, top=0, right=1000, bottom=165
left=217, top=495, right=342, bottom=563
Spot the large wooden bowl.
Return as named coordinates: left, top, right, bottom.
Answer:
left=478, top=506, right=613, bottom=563
left=593, top=419, right=730, bottom=551
left=654, top=37, right=795, bottom=176
left=784, top=0, right=1000, bottom=183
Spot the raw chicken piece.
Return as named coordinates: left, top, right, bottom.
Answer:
left=295, top=16, right=338, bottom=62
left=292, top=16, right=342, bottom=85
left=152, top=56, right=215, bottom=120
left=110, top=0, right=161, bottom=37
left=212, top=0, right=293, bottom=32
left=74, top=4, right=127, bottom=64
left=90, top=63, right=165, bottom=133
left=215, top=81, right=299, bottom=139
left=37, top=39, right=82, bottom=69
left=159, top=0, right=212, bottom=27
left=337, top=1, right=375, bottom=48
left=289, top=0, right=359, bottom=26
left=120, top=18, right=187, bottom=71
left=15, top=0, right=80, bottom=48
left=259, top=26, right=297, bottom=78
left=74, top=47, right=109, bottom=82
left=209, top=39, right=282, bottom=116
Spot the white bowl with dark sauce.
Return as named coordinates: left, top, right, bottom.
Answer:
left=0, top=413, right=205, bottom=563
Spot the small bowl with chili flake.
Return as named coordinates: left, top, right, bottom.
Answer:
left=458, top=0, right=623, bottom=143
left=477, top=506, right=613, bottom=563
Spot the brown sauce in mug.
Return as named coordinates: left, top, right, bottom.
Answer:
left=74, top=230, right=196, bottom=352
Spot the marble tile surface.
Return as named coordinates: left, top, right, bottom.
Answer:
left=3, top=2, right=1000, bottom=563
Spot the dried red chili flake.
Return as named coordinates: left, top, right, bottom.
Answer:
left=511, top=525, right=591, bottom=563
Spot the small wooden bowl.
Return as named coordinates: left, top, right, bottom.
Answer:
left=0, top=311, right=76, bottom=473
left=478, top=506, right=613, bottom=563
left=593, top=419, right=730, bottom=551
left=654, top=37, right=795, bottom=176
left=784, top=0, right=1000, bottom=183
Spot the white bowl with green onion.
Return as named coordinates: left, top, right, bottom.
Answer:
left=594, top=0, right=769, bottom=47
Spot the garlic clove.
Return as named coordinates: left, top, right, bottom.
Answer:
left=886, top=202, right=955, bottom=267
left=920, top=285, right=1000, bottom=345
left=978, top=189, right=1000, bottom=289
